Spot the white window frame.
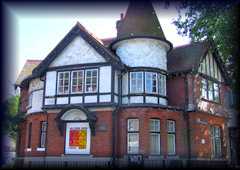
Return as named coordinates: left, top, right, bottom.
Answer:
left=158, top=74, right=166, bottom=96
left=130, top=72, right=143, bottom=94
left=27, top=92, right=33, bottom=108
left=85, top=69, right=98, bottom=93
left=39, top=121, right=47, bottom=148
left=167, top=120, right=176, bottom=155
left=71, top=70, right=84, bottom=94
left=145, top=72, right=158, bottom=94
left=149, top=119, right=160, bottom=155
left=57, top=71, right=70, bottom=94
left=127, top=119, right=139, bottom=154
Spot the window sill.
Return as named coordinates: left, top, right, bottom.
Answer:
left=25, top=148, right=31, bottom=152
left=36, top=148, right=45, bottom=152
left=148, top=155, right=164, bottom=160
left=201, top=98, right=221, bottom=105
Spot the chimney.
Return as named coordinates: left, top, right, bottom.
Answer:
left=120, top=13, right=124, bottom=20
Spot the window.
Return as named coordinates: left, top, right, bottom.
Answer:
left=71, top=70, right=84, bottom=93
left=211, top=126, right=222, bottom=158
left=85, top=69, right=98, bottom=93
left=28, top=93, right=33, bottom=108
left=201, top=79, right=208, bottom=99
left=127, top=119, right=139, bottom=153
left=201, top=78, right=220, bottom=102
left=167, top=120, right=176, bottom=155
left=57, top=72, right=70, bottom=94
left=145, top=72, right=157, bottom=94
left=27, top=122, right=32, bottom=148
left=130, top=72, right=143, bottom=93
left=158, top=74, right=166, bottom=96
left=39, top=121, right=47, bottom=148
left=149, top=119, right=160, bottom=154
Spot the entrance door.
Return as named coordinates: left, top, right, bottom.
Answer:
left=65, top=122, right=91, bottom=154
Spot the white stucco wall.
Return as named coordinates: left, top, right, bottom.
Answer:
left=114, top=38, right=168, bottom=69
left=27, top=78, right=44, bottom=114
left=29, top=78, right=44, bottom=92
left=27, top=90, right=43, bottom=114
left=99, top=66, right=111, bottom=93
left=50, top=36, right=106, bottom=67
left=45, top=71, right=57, bottom=96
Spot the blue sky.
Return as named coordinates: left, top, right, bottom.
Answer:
left=5, top=2, right=190, bottom=97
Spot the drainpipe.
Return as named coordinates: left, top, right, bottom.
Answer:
left=112, top=106, right=120, bottom=167
left=112, top=71, right=123, bottom=167
left=184, top=74, right=191, bottom=166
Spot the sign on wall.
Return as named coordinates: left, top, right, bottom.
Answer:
left=65, top=122, right=90, bottom=154
left=69, top=127, right=87, bottom=149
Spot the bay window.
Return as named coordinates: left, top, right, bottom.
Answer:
left=149, top=119, right=160, bottom=154
left=145, top=72, right=157, bottom=94
left=71, top=70, right=84, bottom=93
left=57, top=72, right=70, bottom=94
left=167, top=120, right=176, bottom=155
left=127, top=119, right=139, bottom=154
left=85, top=69, right=98, bottom=93
left=130, top=72, right=143, bottom=93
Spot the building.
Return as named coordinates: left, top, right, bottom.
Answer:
left=15, top=1, right=235, bottom=168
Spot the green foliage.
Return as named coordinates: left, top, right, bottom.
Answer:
left=173, top=1, right=239, bottom=84
left=3, top=95, right=24, bottom=141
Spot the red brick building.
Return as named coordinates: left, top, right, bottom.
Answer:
left=15, top=1, right=235, bottom=168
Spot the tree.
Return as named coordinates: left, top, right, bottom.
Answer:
left=173, top=1, right=239, bottom=86
left=2, top=95, right=24, bottom=141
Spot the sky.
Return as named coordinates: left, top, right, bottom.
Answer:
left=5, top=1, right=191, bottom=97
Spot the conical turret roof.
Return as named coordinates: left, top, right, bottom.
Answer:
left=118, top=0, right=166, bottom=39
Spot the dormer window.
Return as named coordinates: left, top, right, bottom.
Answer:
left=57, top=72, right=70, bottom=94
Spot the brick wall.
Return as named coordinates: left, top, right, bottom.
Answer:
left=189, top=112, right=228, bottom=159
left=19, top=87, right=28, bottom=113
left=167, top=75, right=186, bottom=108
left=116, top=107, right=188, bottom=158
left=17, top=110, right=113, bottom=157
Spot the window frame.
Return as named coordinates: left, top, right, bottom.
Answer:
left=158, top=74, right=166, bottom=96
left=85, top=69, right=98, bottom=93
left=201, top=77, right=220, bottom=103
left=57, top=71, right=70, bottom=95
left=71, top=70, right=84, bottom=94
left=130, top=72, right=144, bottom=94
left=145, top=72, right=158, bottom=94
left=167, top=120, right=176, bottom=155
left=27, top=92, right=33, bottom=108
left=149, top=119, right=161, bottom=155
left=211, top=126, right=222, bottom=158
left=127, top=118, right=139, bottom=154
left=27, top=122, right=32, bottom=148
left=39, top=121, right=47, bottom=148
